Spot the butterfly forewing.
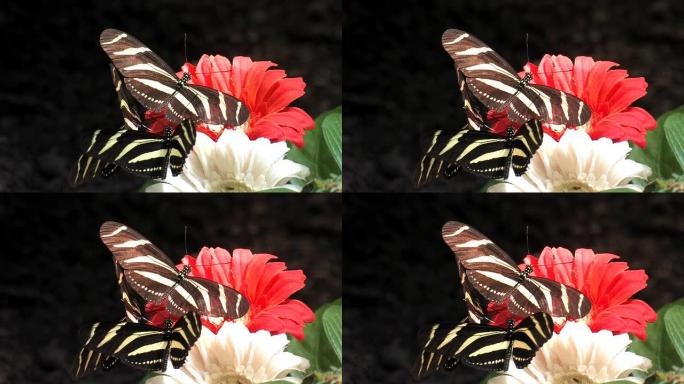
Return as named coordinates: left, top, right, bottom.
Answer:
left=413, top=322, right=468, bottom=378
left=101, top=28, right=249, bottom=126
left=441, top=221, right=592, bottom=319
left=442, top=28, right=592, bottom=126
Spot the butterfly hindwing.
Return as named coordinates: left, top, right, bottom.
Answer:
left=100, top=28, right=249, bottom=126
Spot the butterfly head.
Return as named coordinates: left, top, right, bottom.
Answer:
left=179, top=72, right=192, bottom=86
left=521, top=72, right=533, bottom=85
left=521, top=264, right=533, bottom=277
left=179, top=265, right=192, bottom=279
left=444, top=357, right=460, bottom=371
left=506, top=318, right=515, bottom=329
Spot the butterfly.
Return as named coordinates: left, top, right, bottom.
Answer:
left=72, top=258, right=151, bottom=378
left=441, top=221, right=592, bottom=319
left=414, top=312, right=553, bottom=378
left=441, top=29, right=591, bottom=126
left=70, top=65, right=197, bottom=184
left=74, top=312, right=201, bottom=375
left=100, top=28, right=249, bottom=126
left=99, top=221, right=249, bottom=318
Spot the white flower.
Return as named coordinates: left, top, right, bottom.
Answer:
left=488, top=321, right=651, bottom=384
left=145, top=130, right=309, bottom=192
left=146, top=323, right=310, bottom=384
left=488, top=129, right=651, bottom=192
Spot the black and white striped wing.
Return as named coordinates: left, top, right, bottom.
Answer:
left=416, top=121, right=543, bottom=184
left=457, top=69, right=487, bottom=130
left=79, top=120, right=196, bottom=179
left=414, top=322, right=468, bottom=378
left=441, top=221, right=592, bottom=318
left=99, top=221, right=250, bottom=319
left=111, top=64, right=146, bottom=131
left=442, top=29, right=591, bottom=126
left=414, top=313, right=553, bottom=378
left=79, top=312, right=201, bottom=372
left=458, top=264, right=487, bottom=323
left=100, top=29, right=249, bottom=126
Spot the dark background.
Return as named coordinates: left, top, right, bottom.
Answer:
left=0, top=194, right=341, bottom=383
left=0, top=0, right=341, bottom=191
left=343, top=0, right=684, bottom=192
left=343, top=194, right=684, bottom=383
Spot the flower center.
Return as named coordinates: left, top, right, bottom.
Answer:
left=208, top=372, right=254, bottom=384
left=552, top=372, right=597, bottom=384
left=209, top=178, right=256, bottom=193
left=552, top=180, right=596, bottom=192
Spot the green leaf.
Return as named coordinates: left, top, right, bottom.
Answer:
left=288, top=298, right=342, bottom=373
left=665, top=306, right=684, bottom=363
left=630, top=298, right=684, bottom=371
left=630, top=105, right=684, bottom=179
left=321, top=107, right=342, bottom=173
left=664, top=113, right=684, bottom=172
left=287, top=107, right=341, bottom=181
left=322, top=304, right=342, bottom=364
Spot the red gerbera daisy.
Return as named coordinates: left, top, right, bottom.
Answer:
left=181, top=247, right=315, bottom=339
left=178, top=55, right=315, bottom=147
left=489, top=247, right=656, bottom=340
left=489, top=55, right=656, bottom=148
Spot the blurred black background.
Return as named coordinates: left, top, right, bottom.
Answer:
left=0, top=0, right=341, bottom=191
left=343, top=0, right=684, bottom=192
left=344, top=194, right=684, bottom=383
left=0, top=194, right=341, bottom=383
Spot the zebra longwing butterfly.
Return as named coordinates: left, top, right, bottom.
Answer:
left=442, top=29, right=591, bottom=126
left=70, top=66, right=197, bottom=184
left=72, top=259, right=149, bottom=378
left=74, top=312, right=201, bottom=375
left=415, top=119, right=543, bottom=185
left=100, top=28, right=249, bottom=126
left=442, top=221, right=592, bottom=319
left=414, top=312, right=553, bottom=378
left=99, top=221, right=249, bottom=318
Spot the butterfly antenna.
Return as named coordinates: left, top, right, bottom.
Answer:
left=525, top=225, right=530, bottom=256
left=184, top=32, right=189, bottom=64
left=525, top=32, right=530, bottom=65
left=184, top=225, right=189, bottom=256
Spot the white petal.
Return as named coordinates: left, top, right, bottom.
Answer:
left=145, top=130, right=310, bottom=193
left=488, top=130, right=652, bottom=192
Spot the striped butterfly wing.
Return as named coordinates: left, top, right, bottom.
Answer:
left=79, top=120, right=196, bottom=180
left=72, top=262, right=147, bottom=379
left=458, top=263, right=487, bottom=323
left=416, top=121, right=542, bottom=183
left=457, top=69, right=487, bottom=131
left=70, top=65, right=147, bottom=186
left=414, top=313, right=553, bottom=377
left=111, top=64, right=147, bottom=131
left=80, top=312, right=201, bottom=372
left=442, top=221, right=592, bottom=318
left=99, top=221, right=249, bottom=319
left=100, top=29, right=249, bottom=126
left=442, top=29, right=591, bottom=126
left=414, top=322, right=468, bottom=378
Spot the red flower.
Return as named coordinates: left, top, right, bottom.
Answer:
left=180, top=55, right=314, bottom=147
left=525, top=55, right=656, bottom=147
left=489, top=247, right=656, bottom=340
left=488, top=55, right=656, bottom=148
left=178, top=247, right=314, bottom=339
